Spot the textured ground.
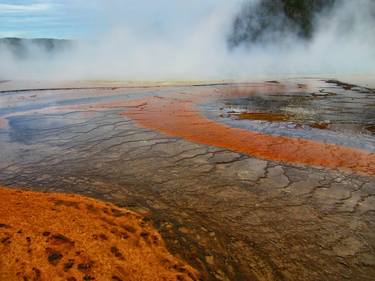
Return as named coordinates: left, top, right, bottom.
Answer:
left=0, top=187, right=199, bottom=281
left=0, top=79, right=374, bottom=281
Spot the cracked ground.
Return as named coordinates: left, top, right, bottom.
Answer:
left=0, top=79, right=374, bottom=280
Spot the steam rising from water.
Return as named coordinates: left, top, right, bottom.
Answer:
left=0, top=0, right=374, bottom=80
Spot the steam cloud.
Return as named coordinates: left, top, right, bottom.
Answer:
left=0, top=0, right=374, bottom=80
left=228, top=0, right=337, bottom=47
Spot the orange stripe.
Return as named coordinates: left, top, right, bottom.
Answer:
left=122, top=96, right=375, bottom=176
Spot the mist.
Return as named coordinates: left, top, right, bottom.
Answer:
left=0, top=0, right=374, bottom=80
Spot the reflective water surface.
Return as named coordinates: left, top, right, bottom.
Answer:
left=202, top=80, right=375, bottom=151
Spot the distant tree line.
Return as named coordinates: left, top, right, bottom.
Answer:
left=228, top=0, right=337, bottom=47
left=0, top=38, right=73, bottom=59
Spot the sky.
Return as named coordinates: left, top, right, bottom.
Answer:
left=0, top=0, right=239, bottom=39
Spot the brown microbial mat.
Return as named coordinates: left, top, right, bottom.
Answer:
left=228, top=111, right=332, bottom=130
left=230, top=112, right=293, bottom=122
left=0, top=187, right=199, bottom=281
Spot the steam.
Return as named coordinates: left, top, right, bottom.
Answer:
left=0, top=0, right=374, bottom=80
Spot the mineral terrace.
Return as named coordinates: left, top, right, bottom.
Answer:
left=0, top=79, right=374, bottom=281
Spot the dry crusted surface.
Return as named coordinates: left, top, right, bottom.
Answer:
left=0, top=187, right=199, bottom=281
left=0, top=81, right=374, bottom=281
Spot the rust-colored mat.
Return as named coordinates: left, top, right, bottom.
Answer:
left=122, top=96, right=375, bottom=176
left=0, top=187, right=199, bottom=281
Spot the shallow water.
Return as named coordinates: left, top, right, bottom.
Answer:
left=201, top=81, right=375, bottom=151
left=0, top=79, right=374, bottom=281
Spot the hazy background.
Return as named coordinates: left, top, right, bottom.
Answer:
left=0, top=0, right=374, bottom=80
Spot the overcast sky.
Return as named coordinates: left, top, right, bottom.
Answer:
left=0, top=0, right=242, bottom=39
